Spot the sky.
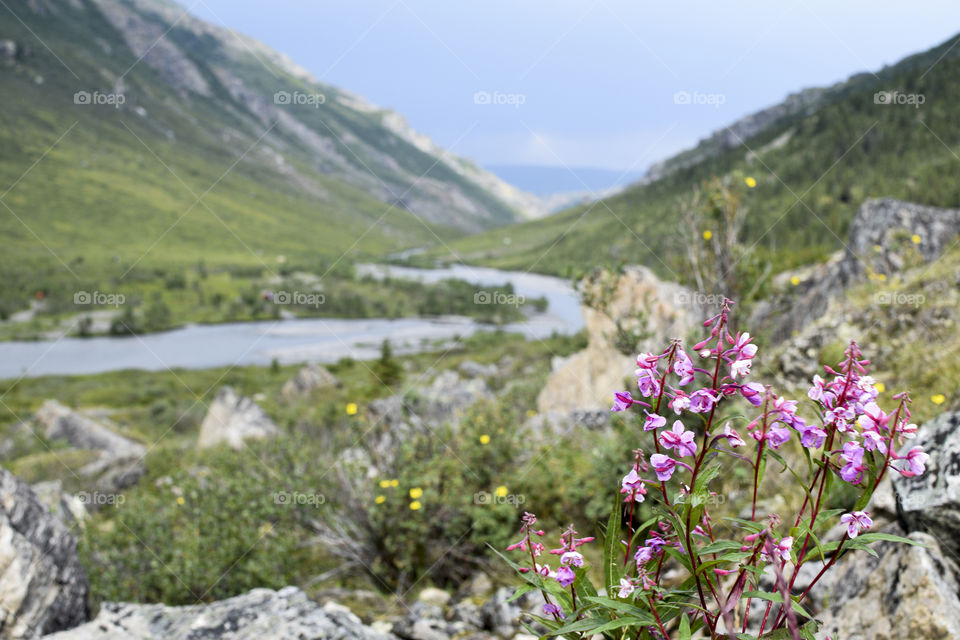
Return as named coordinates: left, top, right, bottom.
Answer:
left=182, top=0, right=960, bottom=172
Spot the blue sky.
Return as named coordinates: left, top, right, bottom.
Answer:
left=183, top=0, right=960, bottom=171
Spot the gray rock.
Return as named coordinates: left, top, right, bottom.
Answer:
left=281, top=363, right=341, bottom=400
left=35, top=401, right=142, bottom=460
left=43, top=586, right=396, bottom=640
left=391, top=601, right=477, bottom=640
left=480, top=587, right=541, bottom=637
left=893, top=410, right=960, bottom=559
left=29, top=481, right=85, bottom=527
left=33, top=401, right=146, bottom=494
left=416, top=588, right=450, bottom=608
left=448, top=600, right=483, bottom=629
left=813, top=529, right=960, bottom=640
left=758, top=198, right=960, bottom=341
left=458, top=361, right=498, bottom=380
left=0, top=467, right=88, bottom=638
left=198, top=387, right=280, bottom=450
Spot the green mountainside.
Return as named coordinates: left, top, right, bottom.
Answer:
left=434, top=33, right=960, bottom=279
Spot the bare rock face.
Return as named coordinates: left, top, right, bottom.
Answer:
left=198, top=387, right=280, bottom=450
left=813, top=529, right=960, bottom=640
left=33, top=401, right=145, bottom=494
left=0, top=468, right=88, bottom=639
left=281, top=363, right=341, bottom=400
left=537, top=265, right=703, bottom=412
left=42, top=586, right=395, bottom=640
left=758, top=198, right=960, bottom=341
left=892, top=411, right=960, bottom=560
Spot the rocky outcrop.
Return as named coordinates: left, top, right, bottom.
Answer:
left=813, top=528, right=960, bottom=640
left=42, top=586, right=394, bottom=640
left=892, top=410, right=960, bottom=560
left=33, top=401, right=145, bottom=494
left=0, top=468, right=88, bottom=638
left=537, top=265, right=703, bottom=412
left=198, top=387, right=280, bottom=450
left=361, top=370, right=492, bottom=464
left=281, top=363, right=341, bottom=400
left=757, top=198, right=960, bottom=341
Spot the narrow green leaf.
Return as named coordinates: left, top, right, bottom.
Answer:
left=603, top=493, right=622, bottom=593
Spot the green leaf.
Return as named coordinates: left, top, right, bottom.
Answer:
left=505, top=583, right=535, bottom=603
left=853, top=532, right=926, bottom=546
left=742, top=591, right=814, bottom=618
left=603, top=493, right=622, bottom=593
left=679, top=614, right=691, bottom=640
left=723, top=517, right=766, bottom=533
left=699, top=539, right=743, bottom=555
left=812, top=508, right=845, bottom=530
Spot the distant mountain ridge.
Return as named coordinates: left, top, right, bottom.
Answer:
left=438, top=31, right=960, bottom=277
left=0, top=0, right=538, bottom=275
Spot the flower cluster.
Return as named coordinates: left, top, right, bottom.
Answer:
left=506, top=299, right=928, bottom=639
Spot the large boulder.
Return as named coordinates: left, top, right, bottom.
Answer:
left=43, top=586, right=395, bottom=640
left=33, top=401, right=145, bottom=494
left=813, top=528, right=960, bottom=640
left=198, top=387, right=280, bottom=450
left=537, top=265, right=703, bottom=412
left=281, top=363, right=340, bottom=401
left=892, top=410, right=960, bottom=559
left=0, top=467, right=88, bottom=638
left=758, top=198, right=960, bottom=341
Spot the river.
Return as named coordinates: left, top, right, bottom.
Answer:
left=0, top=265, right=583, bottom=379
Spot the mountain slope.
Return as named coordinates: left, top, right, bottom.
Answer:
left=0, top=0, right=535, bottom=279
left=436, top=32, right=960, bottom=278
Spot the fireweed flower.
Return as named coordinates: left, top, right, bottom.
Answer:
left=643, top=412, right=666, bottom=431
left=669, top=390, right=691, bottom=414
left=730, top=358, right=752, bottom=378
left=543, top=603, right=565, bottom=619
left=740, top=382, right=765, bottom=406
left=660, top=421, right=697, bottom=457
left=674, top=348, right=695, bottom=386
left=840, top=441, right=866, bottom=484
left=636, top=352, right=659, bottom=370
left=611, top=390, right=635, bottom=412
left=723, top=423, right=746, bottom=447
left=689, top=389, right=720, bottom=413
left=621, top=468, right=647, bottom=503
left=898, top=446, right=929, bottom=477
left=840, top=511, right=873, bottom=538
left=650, top=453, right=676, bottom=481
left=506, top=512, right=546, bottom=555
left=636, top=368, right=661, bottom=397
left=555, top=565, right=576, bottom=587
left=616, top=577, right=636, bottom=598
left=808, top=375, right=827, bottom=402
left=760, top=536, right=793, bottom=563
